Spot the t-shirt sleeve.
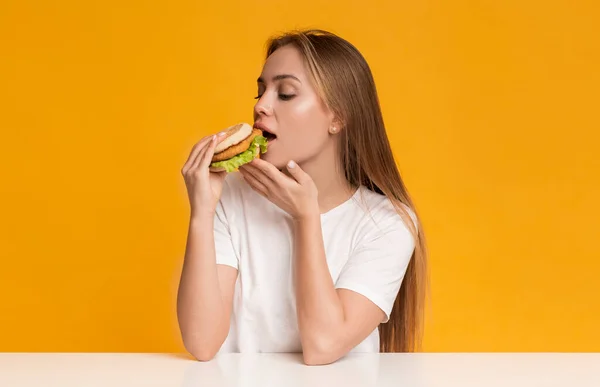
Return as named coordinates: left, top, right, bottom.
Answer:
left=213, top=198, right=239, bottom=270
left=334, top=212, right=416, bottom=323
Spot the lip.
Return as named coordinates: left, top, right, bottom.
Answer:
left=253, top=122, right=275, bottom=136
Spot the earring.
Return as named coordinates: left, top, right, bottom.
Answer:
left=330, top=126, right=337, bottom=134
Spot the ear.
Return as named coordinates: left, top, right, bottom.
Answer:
left=328, top=117, right=345, bottom=135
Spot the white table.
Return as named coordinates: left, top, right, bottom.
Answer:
left=0, top=353, right=598, bottom=386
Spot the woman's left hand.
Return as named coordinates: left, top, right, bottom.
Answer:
left=239, top=158, right=319, bottom=220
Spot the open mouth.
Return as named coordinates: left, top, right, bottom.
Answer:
left=262, top=130, right=277, bottom=142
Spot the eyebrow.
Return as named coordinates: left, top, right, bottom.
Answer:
left=257, top=74, right=301, bottom=84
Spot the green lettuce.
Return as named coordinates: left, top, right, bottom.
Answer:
left=210, top=135, right=268, bottom=173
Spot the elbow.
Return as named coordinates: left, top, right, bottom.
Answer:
left=182, top=336, right=222, bottom=362
left=185, top=342, right=219, bottom=362
left=190, top=348, right=217, bottom=362
left=301, top=336, right=345, bottom=366
left=302, top=348, right=342, bottom=366
left=180, top=322, right=229, bottom=362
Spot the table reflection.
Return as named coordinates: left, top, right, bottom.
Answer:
left=180, top=353, right=380, bottom=387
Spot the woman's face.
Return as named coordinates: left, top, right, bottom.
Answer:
left=253, top=45, right=335, bottom=169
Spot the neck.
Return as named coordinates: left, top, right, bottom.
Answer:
left=289, top=145, right=356, bottom=214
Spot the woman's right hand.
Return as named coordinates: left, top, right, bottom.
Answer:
left=181, top=132, right=228, bottom=219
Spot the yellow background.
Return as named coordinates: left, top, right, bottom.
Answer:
left=1, top=0, right=598, bottom=352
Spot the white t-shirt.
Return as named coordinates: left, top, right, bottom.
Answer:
left=213, top=173, right=417, bottom=353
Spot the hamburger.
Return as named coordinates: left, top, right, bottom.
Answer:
left=210, top=123, right=268, bottom=172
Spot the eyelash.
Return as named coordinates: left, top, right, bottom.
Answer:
left=254, top=94, right=295, bottom=101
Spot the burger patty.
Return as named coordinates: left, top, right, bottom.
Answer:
left=211, top=128, right=263, bottom=162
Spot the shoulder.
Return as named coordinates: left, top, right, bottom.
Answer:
left=351, top=187, right=418, bottom=247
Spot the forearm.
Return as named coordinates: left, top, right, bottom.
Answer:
left=177, top=215, right=228, bottom=358
left=294, top=214, right=345, bottom=355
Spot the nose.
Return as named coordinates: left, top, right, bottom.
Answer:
left=254, top=101, right=273, bottom=116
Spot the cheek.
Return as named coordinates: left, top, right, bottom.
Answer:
left=269, top=97, right=330, bottom=165
left=284, top=97, right=329, bottom=137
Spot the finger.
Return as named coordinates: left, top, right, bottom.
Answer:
left=239, top=169, right=268, bottom=197
left=286, top=160, right=311, bottom=184
left=240, top=164, right=275, bottom=192
left=182, top=135, right=216, bottom=173
left=199, top=132, right=231, bottom=169
left=209, top=166, right=226, bottom=173
left=183, top=131, right=228, bottom=173
left=212, top=170, right=228, bottom=182
left=248, top=158, right=286, bottom=185
left=192, top=131, right=230, bottom=171
left=199, top=135, right=219, bottom=169
left=191, top=136, right=215, bottom=170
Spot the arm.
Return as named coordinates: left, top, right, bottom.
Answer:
left=177, top=215, right=237, bottom=361
left=236, top=159, right=411, bottom=365
left=294, top=214, right=386, bottom=366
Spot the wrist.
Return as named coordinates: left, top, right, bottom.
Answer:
left=190, top=208, right=215, bottom=224
left=293, top=207, right=320, bottom=223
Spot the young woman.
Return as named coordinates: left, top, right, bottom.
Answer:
left=178, top=29, right=428, bottom=365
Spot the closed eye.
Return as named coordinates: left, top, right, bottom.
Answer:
left=279, top=94, right=295, bottom=101
left=254, top=94, right=296, bottom=101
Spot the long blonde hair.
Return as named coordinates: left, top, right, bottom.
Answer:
left=266, top=29, right=430, bottom=352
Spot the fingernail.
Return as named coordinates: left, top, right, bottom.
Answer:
left=287, top=160, right=296, bottom=169
left=212, top=134, right=217, bottom=142
left=218, top=131, right=227, bottom=136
